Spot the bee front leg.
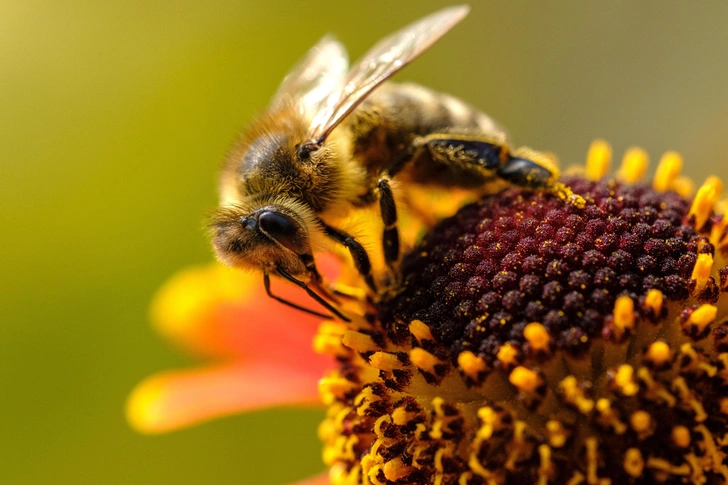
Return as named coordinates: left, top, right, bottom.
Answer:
left=321, top=222, right=377, bottom=293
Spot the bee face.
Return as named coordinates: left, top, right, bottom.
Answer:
left=210, top=204, right=311, bottom=276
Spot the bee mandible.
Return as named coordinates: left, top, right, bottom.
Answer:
left=210, top=5, right=580, bottom=321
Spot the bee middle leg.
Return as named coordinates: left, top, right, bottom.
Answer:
left=321, top=222, right=378, bottom=293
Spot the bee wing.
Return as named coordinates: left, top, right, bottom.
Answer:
left=270, top=35, right=349, bottom=115
left=306, top=5, right=470, bottom=144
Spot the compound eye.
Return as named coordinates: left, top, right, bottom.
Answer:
left=258, top=211, right=302, bottom=253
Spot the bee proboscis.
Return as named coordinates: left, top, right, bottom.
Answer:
left=210, top=5, right=580, bottom=321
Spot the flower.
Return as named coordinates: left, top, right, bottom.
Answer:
left=129, top=140, right=728, bottom=484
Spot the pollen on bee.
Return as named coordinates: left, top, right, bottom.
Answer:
left=617, top=147, right=649, bottom=183
left=585, top=139, right=612, bottom=181
left=652, top=151, right=683, bottom=192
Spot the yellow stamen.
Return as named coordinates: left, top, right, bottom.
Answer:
left=523, top=322, right=550, bottom=351
left=585, top=139, right=612, bottom=181
left=689, top=177, right=722, bottom=230
left=643, top=289, right=663, bottom=316
left=618, top=147, right=649, bottom=183
left=537, top=444, right=552, bottom=485
left=683, top=304, right=718, bottom=334
left=630, top=410, right=652, bottom=435
left=496, top=343, right=519, bottom=367
left=652, top=151, right=683, bottom=192
left=644, top=341, right=671, bottom=367
left=409, top=347, right=440, bottom=374
left=596, top=398, right=627, bottom=434
left=341, top=330, right=379, bottom=353
left=720, top=397, right=728, bottom=415
left=457, top=350, right=488, bottom=379
left=671, top=175, right=695, bottom=198
left=691, top=253, right=713, bottom=294
left=369, top=351, right=407, bottom=371
left=623, top=448, right=644, bottom=478
left=611, top=295, right=635, bottom=338
left=585, top=437, right=599, bottom=485
left=319, top=375, right=358, bottom=402
left=509, top=366, right=541, bottom=393
left=409, top=319, right=434, bottom=342
left=560, top=375, right=594, bottom=414
left=383, top=457, right=413, bottom=481
left=314, top=321, right=350, bottom=357
left=671, top=425, right=691, bottom=448
left=546, top=420, right=568, bottom=448
left=613, top=365, right=639, bottom=396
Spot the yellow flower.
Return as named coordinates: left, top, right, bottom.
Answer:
left=129, top=141, right=728, bottom=485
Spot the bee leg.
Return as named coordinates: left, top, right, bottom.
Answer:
left=497, top=154, right=586, bottom=207
left=321, top=223, right=378, bottom=293
left=377, top=177, right=400, bottom=267
left=265, top=269, right=351, bottom=322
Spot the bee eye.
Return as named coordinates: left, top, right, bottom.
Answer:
left=258, top=211, right=301, bottom=253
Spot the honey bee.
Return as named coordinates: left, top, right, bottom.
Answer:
left=210, top=5, right=579, bottom=321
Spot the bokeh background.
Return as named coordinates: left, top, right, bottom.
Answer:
left=3, top=1, right=728, bottom=484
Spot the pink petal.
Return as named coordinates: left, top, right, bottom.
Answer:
left=127, top=361, right=324, bottom=434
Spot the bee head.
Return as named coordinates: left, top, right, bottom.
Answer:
left=209, top=203, right=312, bottom=276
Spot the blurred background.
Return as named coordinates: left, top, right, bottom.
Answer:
left=2, top=1, right=728, bottom=484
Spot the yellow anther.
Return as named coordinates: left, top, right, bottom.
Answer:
left=392, top=406, right=418, bottom=426
left=612, top=295, right=635, bottom=338
left=523, top=322, right=550, bottom=351
left=319, top=376, right=358, bottom=402
left=720, top=397, right=728, bottom=415
left=630, top=410, right=651, bottom=434
left=671, top=425, right=691, bottom=448
left=546, top=420, right=568, bottom=448
left=560, top=375, right=594, bottom=414
left=457, top=350, right=488, bottom=379
left=537, top=444, right=553, bottom=485
left=585, top=437, right=599, bottom=485
left=409, top=319, right=434, bottom=342
left=496, top=343, right=519, bottom=366
left=369, top=351, right=406, bottom=371
left=614, top=365, right=639, bottom=396
left=585, top=139, right=612, bottom=181
left=643, top=289, right=663, bottom=316
left=671, top=176, right=695, bottom=198
left=383, top=457, right=413, bottom=481
left=684, top=304, right=718, bottom=333
left=691, top=253, right=713, bottom=294
left=618, top=147, right=649, bottom=183
left=623, top=448, right=644, bottom=478
left=409, top=347, right=439, bottom=374
left=509, top=366, right=541, bottom=393
left=341, top=330, right=378, bottom=352
left=689, top=178, right=721, bottom=230
left=644, top=341, right=671, bottom=367
left=653, top=151, right=683, bottom=192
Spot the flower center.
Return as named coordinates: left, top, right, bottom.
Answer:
left=316, top=176, right=728, bottom=485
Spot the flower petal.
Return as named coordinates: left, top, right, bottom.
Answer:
left=127, top=361, right=324, bottom=434
left=151, top=255, right=342, bottom=362
left=288, top=473, right=329, bottom=485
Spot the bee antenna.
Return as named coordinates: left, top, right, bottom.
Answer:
left=297, top=141, right=321, bottom=160
left=264, top=269, right=351, bottom=322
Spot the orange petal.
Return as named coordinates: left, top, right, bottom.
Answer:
left=151, top=254, right=342, bottom=360
left=289, top=473, right=330, bottom=485
left=127, top=361, right=325, bottom=434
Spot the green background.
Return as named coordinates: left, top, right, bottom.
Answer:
left=3, top=1, right=728, bottom=484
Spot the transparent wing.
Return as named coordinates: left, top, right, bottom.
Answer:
left=306, top=5, right=470, bottom=144
left=270, top=35, right=349, bottom=116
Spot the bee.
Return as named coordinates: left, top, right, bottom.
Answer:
left=210, top=5, right=580, bottom=321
